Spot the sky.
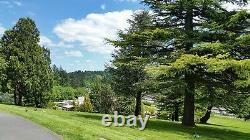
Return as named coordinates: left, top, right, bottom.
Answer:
left=0, top=0, right=144, bottom=72
left=0, top=1, right=249, bottom=72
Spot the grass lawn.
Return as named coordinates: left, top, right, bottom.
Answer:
left=0, top=104, right=249, bottom=140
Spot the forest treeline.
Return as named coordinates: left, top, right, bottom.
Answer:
left=0, top=0, right=250, bottom=127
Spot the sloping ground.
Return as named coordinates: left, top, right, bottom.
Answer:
left=0, top=104, right=249, bottom=140
left=0, top=112, right=61, bottom=140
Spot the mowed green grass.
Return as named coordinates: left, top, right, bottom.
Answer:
left=0, top=104, right=249, bottom=140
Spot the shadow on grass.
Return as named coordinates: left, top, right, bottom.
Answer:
left=72, top=113, right=103, bottom=121
left=146, top=120, right=250, bottom=140
left=204, top=123, right=240, bottom=129
left=72, top=113, right=250, bottom=140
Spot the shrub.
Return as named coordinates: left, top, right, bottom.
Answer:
left=47, top=102, right=58, bottom=110
left=77, top=95, right=93, bottom=113
left=89, top=76, right=115, bottom=114
left=144, top=104, right=157, bottom=116
left=157, top=111, right=171, bottom=120
left=0, top=93, right=13, bottom=104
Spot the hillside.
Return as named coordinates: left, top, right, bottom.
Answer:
left=0, top=104, right=249, bottom=140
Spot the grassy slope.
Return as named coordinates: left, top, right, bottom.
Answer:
left=0, top=104, right=249, bottom=140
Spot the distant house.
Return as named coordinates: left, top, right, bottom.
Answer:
left=142, top=95, right=156, bottom=104
left=54, top=96, right=85, bottom=111
left=78, top=96, right=84, bottom=105
left=211, top=107, right=235, bottom=117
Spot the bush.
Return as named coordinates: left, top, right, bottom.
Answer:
left=89, top=76, right=115, bottom=114
left=76, top=95, right=93, bottom=113
left=244, top=114, right=250, bottom=121
left=0, top=93, right=13, bottom=104
left=47, top=102, right=58, bottom=110
left=195, top=104, right=207, bottom=123
left=144, top=104, right=157, bottom=116
left=157, top=111, right=171, bottom=120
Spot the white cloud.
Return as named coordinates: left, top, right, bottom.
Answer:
left=0, top=24, right=5, bottom=36
left=64, top=50, right=83, bottom=58
left=0, top=1, right=22, bottom=8
left=53, top=10, right=133, bottom=54
left=40, top=36, right=53, bottom=46
left=223, top=2, right=250, bottom=11
left=39, top=35, right=74, bottom=48
left=13, top=1, right=22, bottom=6
left=101, top=4, right=106, bottom=10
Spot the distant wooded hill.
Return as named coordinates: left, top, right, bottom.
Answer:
left=52, top=65, right=106, bottom=87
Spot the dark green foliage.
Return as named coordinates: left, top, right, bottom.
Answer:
left=50, top=86, right=87, bottom=101
left=0, top=17, right=53, bottom=107
left=113, top=95, right=135, bottom=115
left=142, top=0, right=250, bottom=126
left=52, top=64, right=106, bottom=87
left=108, top=10, right=153, bottom=116
left=68, top=71, right=106, bottom=87
left=228, top=96, right=250, bottom=120
left=46, top=102, right=58, bottom=110
left=52, top=65, right=69, bottom=86
left=89, top=75, right=115, bottom=114
left=81, top=95, right=93, bottom=113
left=152, top=78, right=184, bottom=121
left=0, top=57, right=7, bottom=103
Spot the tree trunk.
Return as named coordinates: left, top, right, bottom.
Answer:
left=182, top=75, right=195, bottom=127
left=182, top=0, right=195, bottom=127
left=200, top=106, right=213, bottom=124
left=15, top=83, right=23, bottom=106
left=17, top=93, right=22, bottom=106
left=200, top=84, right=214, bottom=124
left=13, top=84, right=19, bottom=105
left=35, top=102, right=39, bottom=108
left=14, top=91, right=17, bottom=105
left=134, top=92, right=142, bottom=116
left=34, top=95, right=39, bottom=108
left=171, top=114, right=175, bottom=121
left=174, top=103, right=179, bottom=121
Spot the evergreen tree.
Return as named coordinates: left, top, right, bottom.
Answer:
left=52, top=65, right=69, bottom=86
left=89, top=75, right=115, bottom=114
left=143, top=0, right=250, bottom=126
left=0, top=56, right=6, bottom=93
left=0, top=17, right=53, bottom=107
left=108, top=10, right=154, bottom=116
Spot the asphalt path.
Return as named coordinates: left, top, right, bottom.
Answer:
left=0, top=112, right=61, bottom=140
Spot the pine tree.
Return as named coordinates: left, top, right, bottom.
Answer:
left=108, top=10, right=154, bottom=116
left=142, top=0, right=250, bottom=126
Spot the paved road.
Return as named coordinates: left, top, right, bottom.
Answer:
left=0, top=112, right=61, bottom=140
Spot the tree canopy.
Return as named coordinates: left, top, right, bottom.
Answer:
left=0, top=17, right=53, bottom=107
